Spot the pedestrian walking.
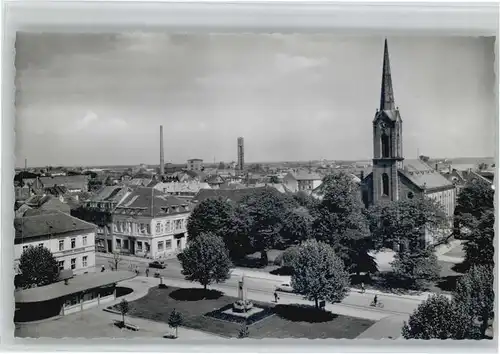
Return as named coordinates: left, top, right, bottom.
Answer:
left=361, top=282, right=365, bottom=293
left=101, top=265, right=105, bottom=272
left=373, top=295, right=378, bottom=306
left=274, top=291, right=279, bottom=303
left=146, top=268, right=149, bottom=277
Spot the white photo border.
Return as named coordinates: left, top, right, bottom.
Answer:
left=1, top=1, right=498, bottom=353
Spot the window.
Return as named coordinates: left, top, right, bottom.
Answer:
left=407, top=191, right=414, bottom=199
left=156, top=223, right=161, bottom=234
left=165, top=221, right=171, bottom=232
left=140, top=223, right=145, bottom=234
left=123, top=239, right=129, bottom=249
left=160, top=223, right=164, bottom=234
left=116, top=239, right=122, bottom=249
left=22, top=245, right=28, bottom=252
left=158, top=241, right=164, bottom=252
left=71, top=258, right=76, bottom=270
left=381, top=132, right=390, bottom=157
left=146, top=224, right=151, bottom=234
left=83, top=236, right=87, bottom=246
left=113, top=223, right=118, bottom=232
left=58, top=260, right=65, bottom=271
left=58, top=240, right=64, bottom=251
left=82, top=256, right=88, bottom=267
left=137, top=241, right=143, bottom=251
left=71, top=238, right=76, bottom=249
left=382, top=173, right=390, bottom=196
left=165, top=240, right=172, bottom=249
left=38, top=243, right=44, bottom=248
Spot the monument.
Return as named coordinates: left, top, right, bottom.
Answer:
left=232, top=275, right=253, bottom=313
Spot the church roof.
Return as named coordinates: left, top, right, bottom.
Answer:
left=400, top=159, right=454, bottom=190
left=380, top=39, right=395, bottom=111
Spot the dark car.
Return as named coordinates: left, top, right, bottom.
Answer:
left=148, top=261, right=166, bottom=269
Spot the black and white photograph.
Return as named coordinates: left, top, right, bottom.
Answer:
left=12, top=32, right=495, bottom=341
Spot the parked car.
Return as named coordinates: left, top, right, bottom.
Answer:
left=276, top=283, right=294, bottom=292
left=148, top=261, right=166, bottom=269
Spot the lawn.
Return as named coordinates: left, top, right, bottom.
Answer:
left=110, top=286, right=375, bottom=339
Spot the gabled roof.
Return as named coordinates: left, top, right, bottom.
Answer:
left=114, top=187, right=190, bottom=217
left=14, top=211, right=96, bottom=240
left=39, top=175, right=89, bottom=190
left=89, top=186, right=131, bottom=204
left=44, top=185, right=68, bottom=196
left=154, top=181, right=211, bottom=194
left=192, top=186, right=270, bottom=204
left=400, top=159, right=454, bottom=190
left=286, top=170, right=323, bottom=181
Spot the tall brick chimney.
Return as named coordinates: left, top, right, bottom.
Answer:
left=160, top=125, right=164, bottom=176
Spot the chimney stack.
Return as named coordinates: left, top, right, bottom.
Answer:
left=160, top=125, right=164, bottom=176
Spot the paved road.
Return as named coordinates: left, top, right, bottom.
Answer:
left=96, top=253, right=424, bottom=319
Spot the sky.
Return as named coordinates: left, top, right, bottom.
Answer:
left=15, top=33, right=496, bottom=168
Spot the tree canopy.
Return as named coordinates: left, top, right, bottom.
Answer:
left=187, top=197, right=234, bottom=244
left=291, top=239, right=350, bottom=308
left=454, top=179, right=494, bottom=238
left=18, top=246, right=59, bottom=289
left=402, top=294, right=479, bottom=339
left=177, top=233, right=232, bottom=289
left=311, top=173, right=374, bottom=274
left=454, top=265, right=494, bottom=337
left=230, top=188, right=303, bottom=261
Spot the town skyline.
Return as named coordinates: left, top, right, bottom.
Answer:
left=15, top=34, right=495, bottom=168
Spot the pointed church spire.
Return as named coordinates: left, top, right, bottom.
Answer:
left=380, top=39, right=395, bottom=111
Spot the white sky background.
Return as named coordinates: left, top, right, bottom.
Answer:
left=14, top=33, right=495, bottom=168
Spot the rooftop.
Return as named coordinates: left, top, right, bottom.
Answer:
left=14, top=211, right=96, bottom=240
left=114, top=187, right=190, bottom=217
left=400, top=159, right=454, bottom=190
left=15, top=271, right=136, bottom=303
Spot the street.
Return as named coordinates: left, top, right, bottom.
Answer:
left=96, top=253, right=424, bottom=318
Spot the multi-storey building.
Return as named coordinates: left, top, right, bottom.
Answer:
left=187, top=158, right=204, bottom=171
left=14, top=211, right=96, bottom=275
left=283, top=170, right=323, bottom=193
left=111, top=187, right=190, bottom=259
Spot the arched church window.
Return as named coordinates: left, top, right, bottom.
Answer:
left=382, top=173, right=389, bottom=196
left=381, top=133, right=390, bottom=158
left=407, top=191, right=414, bottom=199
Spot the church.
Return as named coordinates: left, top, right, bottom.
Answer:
left=361, top=40, right=457, bottom=242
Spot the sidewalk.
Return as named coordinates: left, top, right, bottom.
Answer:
left=230, top=268, right=450, bottom=302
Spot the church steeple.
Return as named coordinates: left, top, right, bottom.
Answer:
left=380, top=38, right=395, bottom=111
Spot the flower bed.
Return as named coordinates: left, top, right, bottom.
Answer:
left=205, top=303, right=274, bottom=325
left=233, top=300, right=254, bottom=313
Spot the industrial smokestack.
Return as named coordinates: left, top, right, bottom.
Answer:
left=160, top=125, right=164, bottom=176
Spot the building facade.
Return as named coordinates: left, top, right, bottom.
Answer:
left=187, top=159, right=204, bottom=171
left=110, top=187, right=190, bottom=259
left=361, top=40, right=456, bottom=244
left=14, top=211, right=97, bottom=275
left=283, top=170, right=323, bottom=193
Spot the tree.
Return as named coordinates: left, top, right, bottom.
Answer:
left=109, top=251, right=122, bottom=271
left=177, top=233, right=232, bottom=290
left=312, top=173, right=374, bottom=274
left=18, top=246, right=59, bottom=289
left=282, top=245, right=301, bottom=269
left=291, top=239, right=350, bottom=309
left=462, top=209, right=495, bottom=268
left=402, top=294, right=479, bottom=339
left=238, top=323, right=250, bottom=338
left=292, top=190, right=319, bottom=210
left=390, top=247, right=441, bottom=290
left=187, top=197, right=234, bottom=244
left=269, top=175, right=280, bottom=184
left=234, top=188, right=300, bottom=262
left=117, top=299, right=129, bottom=326
left=282, top=206, right=314, bottom=245
left=454, top=179, right=494, bottom=239
left=477, top=162, right=489, bottom=171
left=454, top=265, right=494, bottom=337
left=168, top=309, right=183, bottom=338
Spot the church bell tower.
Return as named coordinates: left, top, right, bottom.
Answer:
left=372, top=39, right=404, bottom=205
